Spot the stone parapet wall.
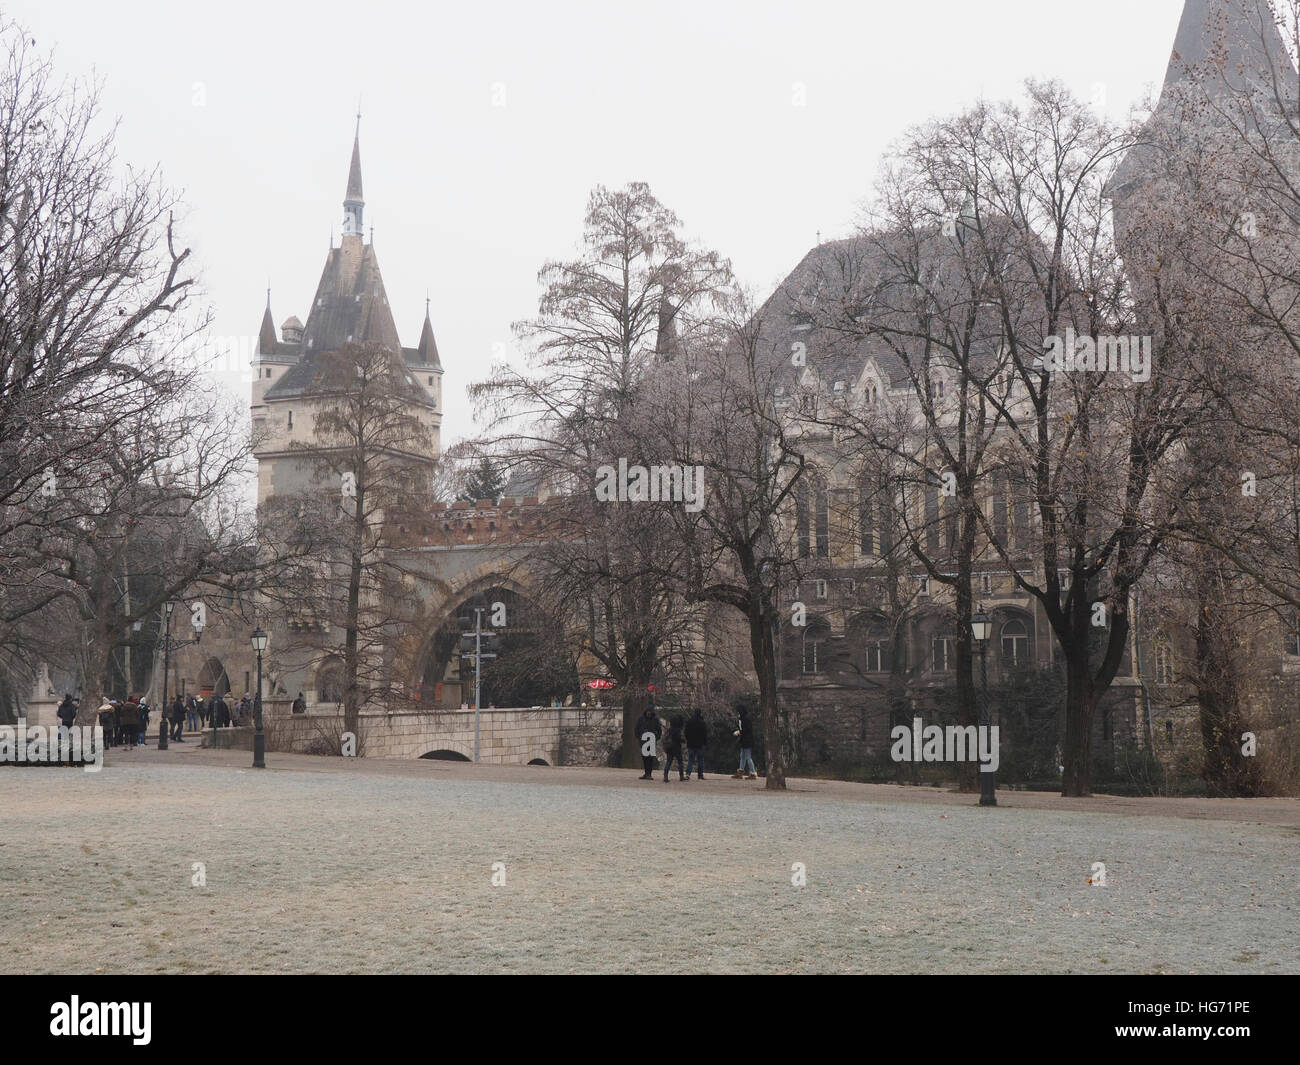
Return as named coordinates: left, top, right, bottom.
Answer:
left=261, top=705, right=621, bottom=767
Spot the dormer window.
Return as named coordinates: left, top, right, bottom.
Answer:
left=791, top=313, right=813, bottom=335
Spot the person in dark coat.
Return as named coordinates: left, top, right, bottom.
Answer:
left=684, top=709, right=708, bottom=780
left=170, top=694, right=186, bottom=740
left=212, top=694, right=230, bottom=729
left=634, top=703, right=661, bottom=780
left=56, top=694, right=77, bottom=731
left=117, top=697, right=141, bottom=751
left=136, top=698, right=149, bottom=746
left=96, top=700, right=117, bottom=747
left=733, top=708, right=757, bottom=779
left=662, top=716, right=686, bottom=782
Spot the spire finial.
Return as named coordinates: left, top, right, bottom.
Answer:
left=343, top=113, right=365, bottom=236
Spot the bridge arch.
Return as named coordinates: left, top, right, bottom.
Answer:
left=420, top=745, right=473, bottom=762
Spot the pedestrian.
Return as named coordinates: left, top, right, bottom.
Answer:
left=196, top=695, right=207, bottom=728
left=170, top=694, right=186, bottom=741
left=662, top=715, right=686, bottom=782
left=96, top=700, right=116, bottom=747
left=733, top=707, right=757, bottom=779
left=184, top=694, right=198, bottom=732
left=292, top=691, right=306, bottom=714
left=213, top=693, right=230, bottom=729
left=117, top=696, right=141, bottom=752
left=56, top=693, right=77, bottom=731
left=684, top=708, right=708, bottom=780
left=634, top=701, right=661, bottom=780
left=137, top=698, right=149, bottom=746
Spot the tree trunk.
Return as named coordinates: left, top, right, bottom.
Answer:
left=1194, top=587, right=1261, bottom=797
left=1061, top=650, right=1095, bottom=797
left=342, top=492, right=365, bottom=742
left=750, top=595, right=786, bottom=790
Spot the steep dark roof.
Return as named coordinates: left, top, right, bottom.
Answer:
left=416, top=309, right=442, bottom=368
left=258, top=302, right=278, bottom=355
left=1112, top=0, right=1297, bottom=198
left=754, top=232, right=1008, bottom=397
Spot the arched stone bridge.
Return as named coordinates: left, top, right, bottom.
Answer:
left=265, top=703, right=621, bottom=767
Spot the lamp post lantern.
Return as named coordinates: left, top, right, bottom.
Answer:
left=251, top=627, right=268, bottom=769
left=971, top=606, right=996, bottom=807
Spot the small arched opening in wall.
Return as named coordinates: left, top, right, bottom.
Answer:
left=421, top=748, right=471, bottom=762
left=197, top=657, right=230, bottom=698
left=315, top=655, right=345, bottom=706
left=527, top=757, right=550, bottom=767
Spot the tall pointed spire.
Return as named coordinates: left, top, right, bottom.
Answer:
left=417, top=298, right=441, bottom=368
left=258, top=288, right=277, bottom=355
left=1112, top=1, right=1297, bottom=204
left=1161, top=0, right=1295, bottom=103
left=342, top=112, right=364, bottom=238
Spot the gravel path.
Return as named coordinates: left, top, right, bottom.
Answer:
left=3, top=753, right=1297, bottom=974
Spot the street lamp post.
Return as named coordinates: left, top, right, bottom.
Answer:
left=251, top=628, right=268, bottom=769
left=971, top=606, right=996, bottom=807
left=158, top=601, right=204, bottom=750
left=459, top=608, right=500, bottom=763
left=159, top=602, right=175, bottom=750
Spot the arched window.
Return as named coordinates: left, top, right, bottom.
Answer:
left=1000, top=618, right=1030, bottom=665
left=931, top=626, right=956, bottom=673
left=796, top=472, right=829, bottom=559
left=802, top=618, right=831, bottom=674
left=316, top=657, right=345, bottom=704
left=1154, top=640, right=1173, bottom=686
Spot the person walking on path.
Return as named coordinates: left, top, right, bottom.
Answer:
left=184, top=694, right=198, bottom=732
left=170, top=694, right=186, bottom=741
left=136, top=698, right=150, bottom=746
left=662, top=715, right=686, bottom=782
left=96, top=700, right=117, bottom=747
left=634, top=702, right=661, bottom=780
left=116, top=697, right=141, bottom=751
left=733, top=708, right=757, bottom=779
left=211, top=693, right=229, bottom=730
left=684, top=709, right=708, bottom=780
left=56, top=694, right=77, bottom=732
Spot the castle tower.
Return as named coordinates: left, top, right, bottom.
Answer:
left=251, top=122, right=444, bottom=507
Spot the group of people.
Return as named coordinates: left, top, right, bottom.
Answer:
left=633, top=703, right=759, bottom=782
left=55, top=690, right=255, bottom=750
left=64, top=694, right=152, bottom=751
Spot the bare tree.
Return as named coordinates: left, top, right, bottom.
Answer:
left=469, top=182, right=731, bottom=764
left=279, top=340, right=440, bottom=739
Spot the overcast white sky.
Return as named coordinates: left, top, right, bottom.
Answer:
left=10, top=0, right=1188, bottom=450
